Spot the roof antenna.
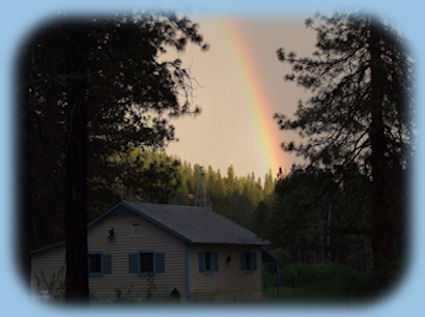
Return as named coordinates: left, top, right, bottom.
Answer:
left=194, top=166, right=211, bottom=211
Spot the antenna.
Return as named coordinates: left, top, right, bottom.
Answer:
left=194, top=166, right=211, bottom=211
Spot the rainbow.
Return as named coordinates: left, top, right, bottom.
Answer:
left=222, top=18, right=286, bottom=176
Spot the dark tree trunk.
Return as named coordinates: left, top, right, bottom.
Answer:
left=17, top=58, right=35, bottom=284
left=18, top=149, right=33, bottom=284
left=64, top=62, right=89, bottom=302
left=368, top=21, right=393, bottom=277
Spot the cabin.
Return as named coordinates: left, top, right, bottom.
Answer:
left=31, top=201, right=279, bottom=302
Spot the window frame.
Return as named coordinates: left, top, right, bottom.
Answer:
left=137, top=250, right=156, bottom=276
left=88, top=252, right=104, bottom=277
left=200, top=249, right=218, bottom=275
left=241, top=251, right=257, bottom=274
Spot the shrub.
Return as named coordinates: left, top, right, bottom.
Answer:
left=278, top=262, right=373, bottom=300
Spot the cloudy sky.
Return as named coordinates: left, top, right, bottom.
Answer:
left=166, top=16, right=316, bottom=179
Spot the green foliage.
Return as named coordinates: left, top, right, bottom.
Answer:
left=112, top=149, right=182, bottom=204
left=278, top=263, right=373, bottom=300
left=270, top=167, right=337, bottom=257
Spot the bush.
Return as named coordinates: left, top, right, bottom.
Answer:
left=277, top=262, right=373, bottom=301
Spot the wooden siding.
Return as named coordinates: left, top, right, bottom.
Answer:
left=31, top=245, right=65, bottom=299
left=31, top=212, right=187, bottom=301
left=188, top=244, right=263, bottom=301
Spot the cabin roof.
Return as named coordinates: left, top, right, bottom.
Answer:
left=32, top=201, right=270, bottom=254
left=121, top=201, right=270, bottom=245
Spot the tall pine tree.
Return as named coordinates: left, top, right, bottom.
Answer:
left=275, top=13, right=412, bottom=287
left=17, top=13, right=208, bottom=301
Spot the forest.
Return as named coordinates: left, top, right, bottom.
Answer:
left=17, top=12, right=411, bottom=302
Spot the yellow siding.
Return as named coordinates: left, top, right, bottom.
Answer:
left=31, top=245, right=65, bottom=299
left=87, top=213, right=186, bottom=301
left=188, top=245, right=263, bottom=301
left=31, top=212, right=187, bottom=301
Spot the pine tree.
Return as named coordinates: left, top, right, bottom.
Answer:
left=18, top=13, right=208, bottom=301
left=275, top=13, right=412, bottom=284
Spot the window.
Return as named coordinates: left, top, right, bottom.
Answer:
left=245, top=252, right=253, bottom=270
left=88, top=252, right=112, bottom=277
left=204, top=251, right=212, bottom=271
left=128, top=251, right=165, bottom=276
left=198, top=250, right=218, bottom=274
left=89, top=254, right=102, bottom=274
left=140, top=252, right=154, bottom=274
left=241, top=251, right=257, bottom=273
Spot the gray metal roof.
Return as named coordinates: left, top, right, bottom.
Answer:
left=32, top=201, right=270, bottom=254
left=121, top=201, right=270, bottom=245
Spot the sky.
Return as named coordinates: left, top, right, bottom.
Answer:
left=165, top=17, right=316, bottom=179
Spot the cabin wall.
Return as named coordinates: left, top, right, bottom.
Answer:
left=87, top=212, right=187, bottom=301
left=31, top=212, right=187, bottom=302
left=31, top=245, right=65, bottom=299
left=188, top=244, right=263, bottom=301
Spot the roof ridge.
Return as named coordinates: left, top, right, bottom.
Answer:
left=32, top=201, right=270, bottom=255
left=123, top=200, right=204, bottom=210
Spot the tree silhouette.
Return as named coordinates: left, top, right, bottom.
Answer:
left=17, top=13, right=208, bottom=301
left=275, top=13, right=412, bottom=286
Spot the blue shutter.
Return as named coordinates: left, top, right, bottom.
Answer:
left=155, top=253, right=165, bottom=273
left=252, top=252, right=257, bottom=271
left=241, top=252, right=246, bottom=270
left=213, top=252, right=219, bottom=272
left=129, top=253, right=137, bottom=273
left=104, top=254, right=112, bottom=274
left=198, top=252, right=205, bottom=272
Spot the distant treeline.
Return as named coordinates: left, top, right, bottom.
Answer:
left=108, top=148, right=276, bottom=229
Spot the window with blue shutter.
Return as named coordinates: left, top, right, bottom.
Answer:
left=129, top=251, right=166, bottom=276
left=199, top=250, right=218, bottom=274
left=241, top=251, right=257, bottom=273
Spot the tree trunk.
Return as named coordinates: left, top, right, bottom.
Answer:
left=18, top=58, right=36, bottom=285
left=368, top=21, right=393, bottom=279
left=326, top=204, right=332, bottom=261
left=18, top=155, right=33, bottom=284
left=64, top=66, right=89, bottom=302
